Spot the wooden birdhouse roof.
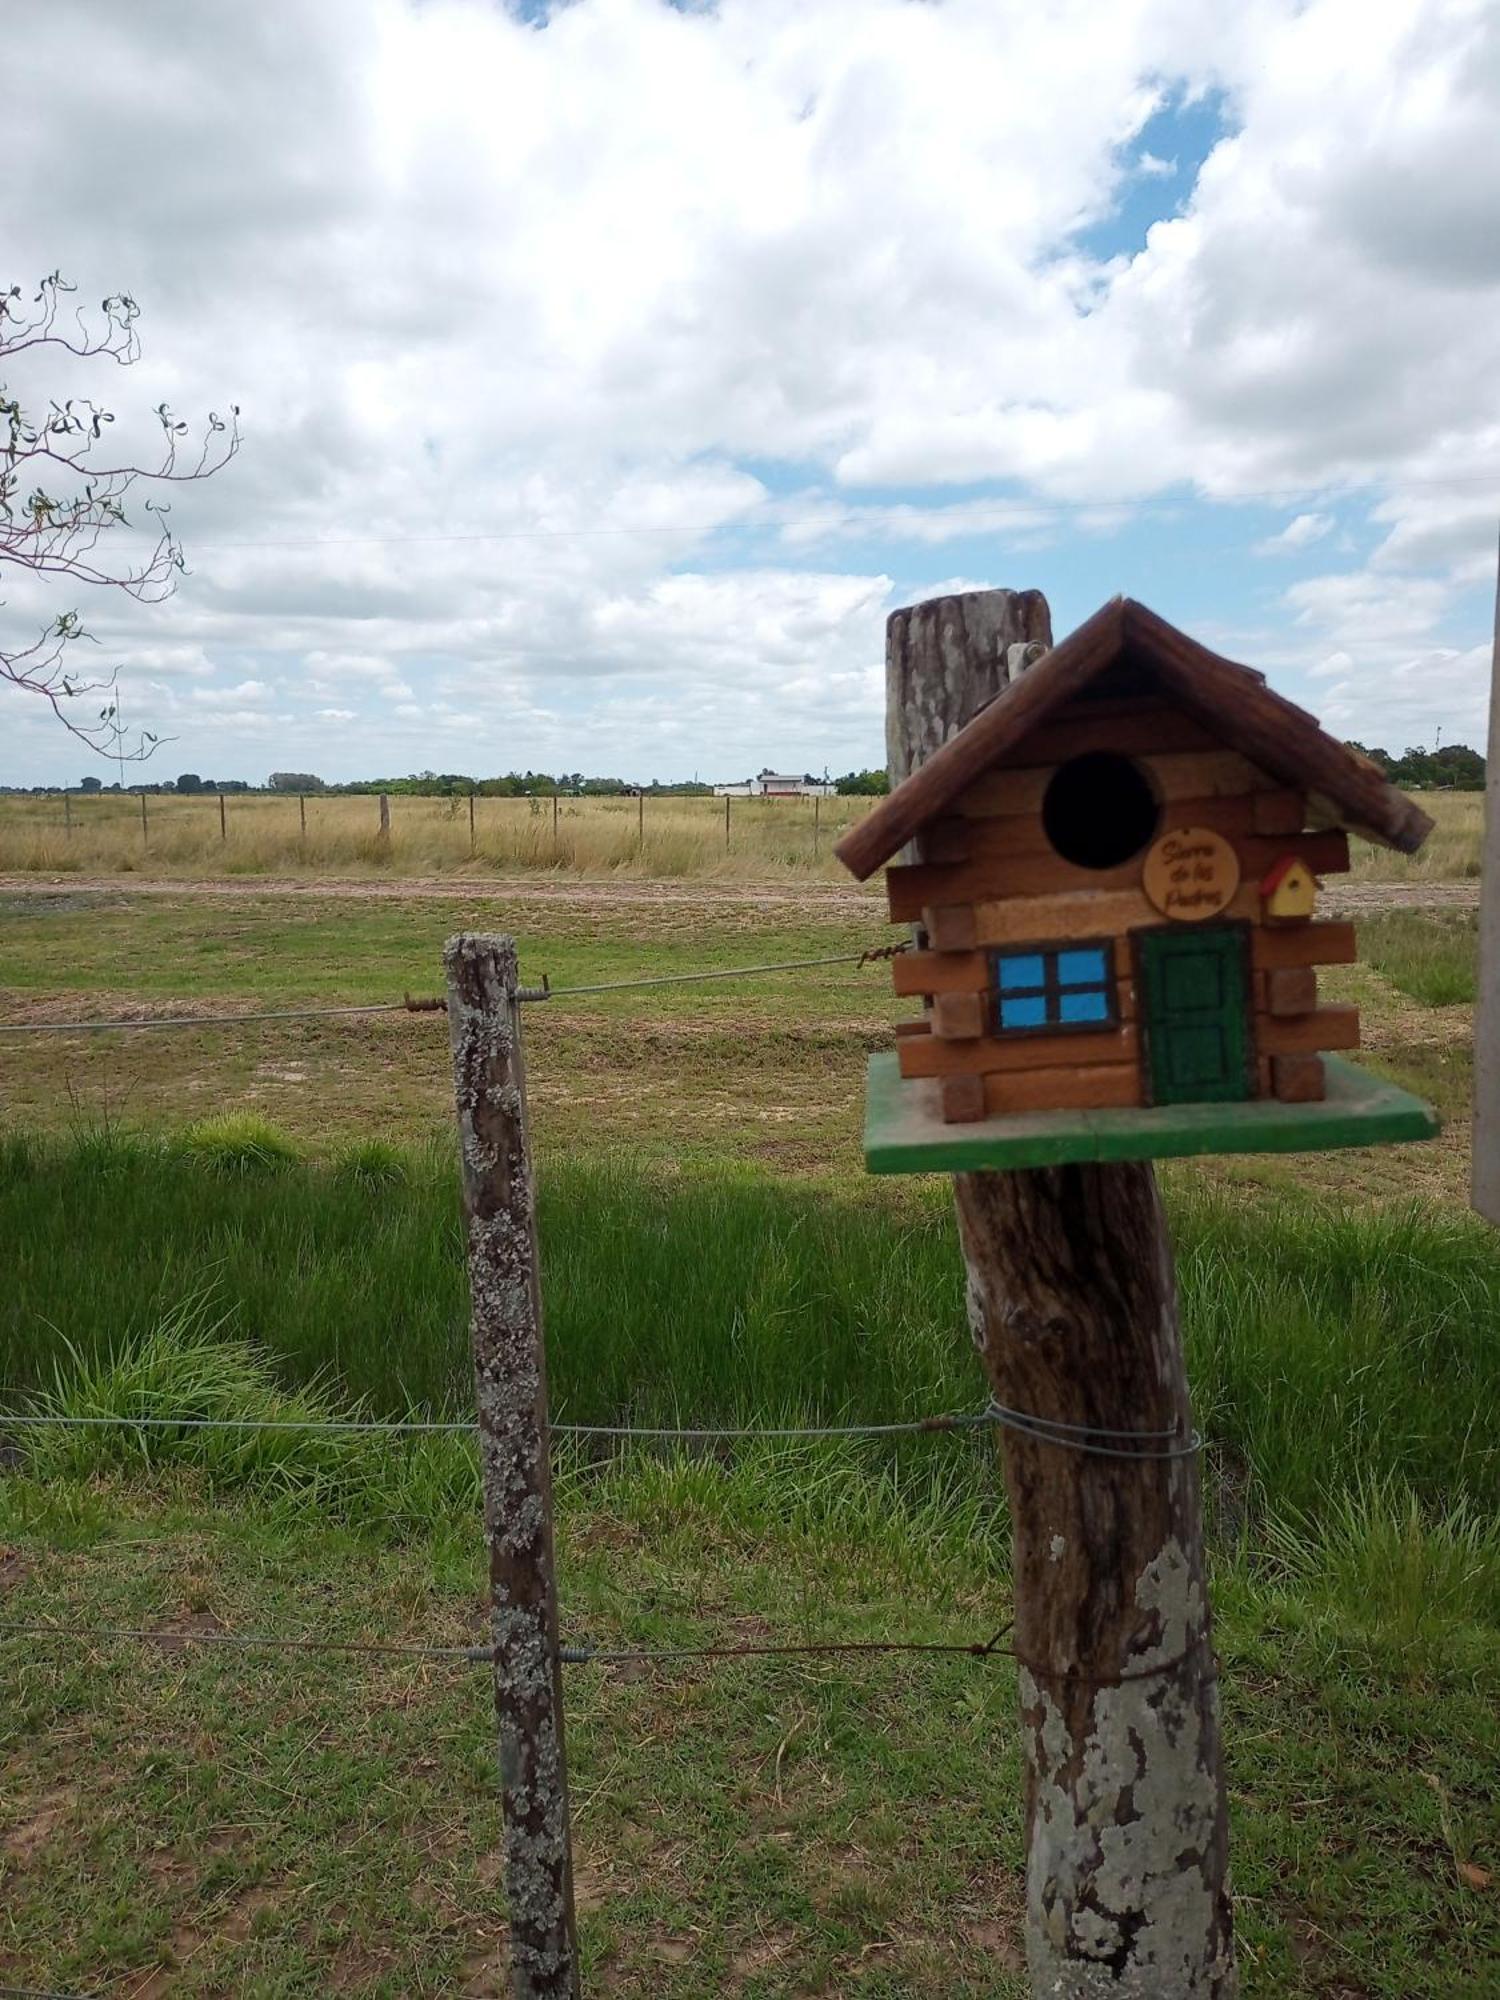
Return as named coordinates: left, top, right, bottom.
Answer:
left=836, top=596, right=1433, bottom=881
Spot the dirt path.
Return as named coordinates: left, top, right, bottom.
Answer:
left=0, top=871, right=1477, bottom=915
left=0, top=870, right=879, bottom=914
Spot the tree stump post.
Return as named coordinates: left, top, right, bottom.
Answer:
left=445, top=932, right=580, bottom=2000
left=887, top=589, right=1235, bottom=1996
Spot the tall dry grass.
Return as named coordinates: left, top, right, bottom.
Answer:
left=0, top=789, right=879, bottom=881
left=1347, top=789, right=1483, bottom=883
left=0, top=786, right=1480, bottom=883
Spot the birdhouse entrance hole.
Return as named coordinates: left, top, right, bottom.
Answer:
left=1041, top=751, right=1160, bottom=869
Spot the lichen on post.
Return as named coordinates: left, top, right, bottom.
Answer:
left=444, top=931, right=580, bottom=2000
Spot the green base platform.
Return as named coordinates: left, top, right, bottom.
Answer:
left=863, top=1052, right=1439, bottom=1175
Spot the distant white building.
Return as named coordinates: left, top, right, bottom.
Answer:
left=713, top=768, right=836, bottom=799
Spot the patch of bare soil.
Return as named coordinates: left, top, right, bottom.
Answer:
left=1325, top=881, right=1479, bottom=913
left=0, top=872, right=881, bottom=914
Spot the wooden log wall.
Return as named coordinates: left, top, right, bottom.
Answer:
left=888, top=707, right=1361, bottom=1118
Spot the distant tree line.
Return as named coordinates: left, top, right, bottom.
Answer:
left=7, top=747, right=1472, bottom=801
left=1346, top=743, right=1485, bottom=790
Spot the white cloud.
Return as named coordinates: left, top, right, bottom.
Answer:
left=1256, top=512, right=1335, bottom=555
left=1, top=0, right=1495, bottom=779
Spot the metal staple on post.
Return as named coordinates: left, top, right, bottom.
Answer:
left=445, top=932, right=580, bottom=2000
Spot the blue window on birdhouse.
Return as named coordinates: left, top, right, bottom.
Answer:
left=993, top=943, right=1115, bottom=1035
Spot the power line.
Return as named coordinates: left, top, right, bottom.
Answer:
left=149, top=473, right=1500, bottom=553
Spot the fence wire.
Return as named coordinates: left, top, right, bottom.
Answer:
left=0, top=943, right=907, bottom=1036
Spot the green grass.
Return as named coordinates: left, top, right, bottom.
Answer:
left=1, top=883, right=1494, bottom=1991
left=5, top=1129, right=1499, bottom=1540
left=1359, top=909, right=1478, bottom=1007
left=3, top=1397, right=1497, bottom=1996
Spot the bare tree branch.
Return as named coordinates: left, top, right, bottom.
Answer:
left=0, top=272, right=240, bottom=762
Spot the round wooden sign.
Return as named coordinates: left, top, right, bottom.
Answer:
left=1142, top=827, right=1241, bottom=922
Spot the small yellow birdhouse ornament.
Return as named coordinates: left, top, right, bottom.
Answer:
left=1260, top=854, right=1317, bottom=923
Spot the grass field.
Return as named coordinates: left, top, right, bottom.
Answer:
left=0, top=784, right=1482, bottom=883
left=0, top=788, right=876, bottom=881
left=2, top=877, right=1497, bottom=1995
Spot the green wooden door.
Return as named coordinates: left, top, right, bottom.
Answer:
left=1137, top=924, right=1252, bottom=1106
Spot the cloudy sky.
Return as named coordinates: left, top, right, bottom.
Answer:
left=3, top=0, right=1497, bottom=787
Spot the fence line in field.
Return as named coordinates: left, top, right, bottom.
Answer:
left=0, top=941, right=908, bottom=1036
left=14, top=783, right=867, bottom=869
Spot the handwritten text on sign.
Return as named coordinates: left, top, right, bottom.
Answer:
left=1142, top=827, right=1241, bottom=922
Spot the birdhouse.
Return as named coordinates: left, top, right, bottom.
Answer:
left=837, top=596, right=1440, bottom=1170
left=1260, top=853, right=1318, bottom=923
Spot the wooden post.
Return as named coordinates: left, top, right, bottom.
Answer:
left=63, top=791, right=71, bottom=837
left=1473, top=534, right=1500, bottom=1223
left=445, top=932, right=580, bottom=2000
left=470, top=790, right=477, bottom=855
left=887, top=589, right=1234, bottom=1995
left=219, top=791, right=226, bottom=841
left=378, top=792, right=391, bottom=842
left=552, top=792, right=559, bottom=858
left=724, top=792, right=731, bottom=850
left=299, top=793, right=307, bottom=840
left=813, top=791, right=820, bottom=858
left=638, top=789, right=645, bottom=847
left=139, top=791, right=148, bottom=845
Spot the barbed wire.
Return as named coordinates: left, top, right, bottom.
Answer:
left=0, top=1405, right=997, bottom=1442
left=0, top=1617, right=1005, bottom=1669
left=1, top=1615, right=1211, bottom=1686
left=0, top=945, right=908, bottom=1036
left=0, top=1401, right=1199, bottom=1457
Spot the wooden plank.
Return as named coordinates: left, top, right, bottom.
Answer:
left=894, top=1017, right=932, bottom=1038
left=898, top=1023, right=1138, bottom=1081
left=941, top=1074, right=987, bottom=1123
left=1257, top=1005, right=1360, bottom=1055
left=1271, top=1054, right=1326, bottom=1103
left=1252, top=791, right=1307, bottom=836
left=996, top=704, right=1223, bottom=767
left=1251, top=921, right=1357, bottom=969
left=983, top=1065, right=1142, bottom=1115
left=924, top=903, right=977, bottom=951
left=885, top=827, right=1349, bottom=923
left=1266, top=967, right=1318, bottom=1017
left=892, top=948, right=988, bottom=996
left=932, top=992, right=986, bottom=1040
left=863, top=1050, right=1440, bottom=1173
left=972, top=884, right=1262, bottom=948
left=957, top=749, right=1276, bottom=820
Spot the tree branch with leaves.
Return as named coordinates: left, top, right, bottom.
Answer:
left=0, top=272, right=239, bottom=762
